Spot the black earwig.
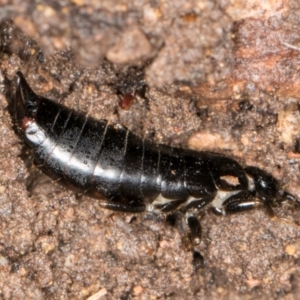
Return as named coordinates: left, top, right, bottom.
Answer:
left=14, top=71, right=297, bottom=263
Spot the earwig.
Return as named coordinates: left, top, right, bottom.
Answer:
left=14, top=71, right=297, bottom=263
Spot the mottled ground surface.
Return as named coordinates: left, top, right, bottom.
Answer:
left=0, top=1, right=300, bottom=299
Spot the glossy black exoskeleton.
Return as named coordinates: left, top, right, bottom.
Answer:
left=14, top=71, right=297, bottom=264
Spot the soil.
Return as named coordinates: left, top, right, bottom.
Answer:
left=0, top=1, right=300, bottom=299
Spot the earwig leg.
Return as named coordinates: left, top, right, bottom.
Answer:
left=97, top=200, right=146, bottom=213
left=166, top=213, right=204, bottom=269
left=156, top=199, right=186, bottom=213
left=192, top=251, right=204, bottom=270
left=222, top=199, right=275, bottom=217
left=223, top=200, right=260, bottom=214
left=187, top=215, right=204, bottom=269
left=181, top=195, right=215, bottom=212
left=187, top=216, right=201, bottom=245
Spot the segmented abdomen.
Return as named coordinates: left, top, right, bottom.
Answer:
left=30, top=98, right=166, bottom=200
left=28, top=96, right=226, bottom=207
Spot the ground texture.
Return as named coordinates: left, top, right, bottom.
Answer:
left=0, top=1, right=300, bottom=299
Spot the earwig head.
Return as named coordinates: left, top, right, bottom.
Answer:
left=15, top=71, right=40, bottom=126
left=245, top=166, right=280, bottom=206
